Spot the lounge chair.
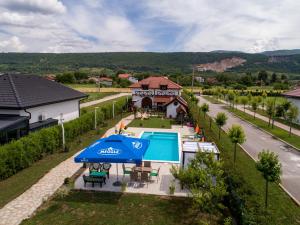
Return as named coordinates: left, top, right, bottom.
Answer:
left=122, top=163, right=132, bottom=179
left=141, top=172, right=150, bottom=187
left=150, top=167, right=160, bottom=183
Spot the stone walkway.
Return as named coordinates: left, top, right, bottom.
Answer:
left=0, top=115, right=134, bottom=225
left=80, top=93, right=130, bottom=108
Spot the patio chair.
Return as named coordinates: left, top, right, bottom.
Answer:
left=122, top=163, right=132, bottom=179
left=130, top=171, right=139, bottom=182
left=143, top=161, right=151, bottom=168
left=141, top=172, right=150, bottom=187
left=102, top=163, right=111, bottom=179
left=150, top=167, right=160, bottom=183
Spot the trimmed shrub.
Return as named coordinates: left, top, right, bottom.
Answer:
left=0, top=97, right=128, bottom=181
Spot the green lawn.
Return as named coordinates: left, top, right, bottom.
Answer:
left=128, top=118, right=173, bottom=128
left=21, top=191, right=223, bottom=225
left=196, top=109, right=300, bottom=224
left=228, top=107, right=300, bottom=150
left=82, top=92, right=117, bottom=103
left=67, top=83, right=97, bottom=88
left=0, top=114, right=129, bottom=208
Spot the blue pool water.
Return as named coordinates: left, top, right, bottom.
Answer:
left=141, top=132, right=179, bottom=162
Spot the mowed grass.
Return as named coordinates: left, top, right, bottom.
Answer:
left=81, top=96, right=129, bottom=113
left=0, top=114, right=130, bottom=208
left=128, top=118, right=173, bottom=128
left=228, top=107, right=300, bottom=150
left=202, top=95, right=222, bottom=104
left=197, top=111, right=300, bottom=224
left=21, top=191, right=222, bottom=225
left=81, top=92, right=117, bottom=103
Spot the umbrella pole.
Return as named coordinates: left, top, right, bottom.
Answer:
left=113, top=163, right=122, bottom=186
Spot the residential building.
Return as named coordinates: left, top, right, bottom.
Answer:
left=99, top=77, right=113, bottom=86
left=282, top=87, right=300, bottom=123
left=118, top=73, right=138, bottom=83
left=0, top=73, right=87, bottom=144
left=195, top=76, right=205, bottom=83
left=129, top=76, right=187, bottom=118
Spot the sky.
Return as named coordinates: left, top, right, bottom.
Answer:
left=0, top=0, right=300, bottom=53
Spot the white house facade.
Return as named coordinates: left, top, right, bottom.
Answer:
left=0, top=73, right=86, bottom=143
left=130, top=76, right=188, bottom=118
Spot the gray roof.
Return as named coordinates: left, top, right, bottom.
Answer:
left=0, top=73, right=87, bottom=109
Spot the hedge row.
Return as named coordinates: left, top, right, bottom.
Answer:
left=182, top=90, right=268, bottom=224
left=0, top=97, right=129, bottom=180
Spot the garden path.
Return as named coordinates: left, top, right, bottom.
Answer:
left=0, top=115, right=134, bottom=225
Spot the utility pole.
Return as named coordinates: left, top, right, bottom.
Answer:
left=113, top=101, right=116, bottom=119
left=60, top=113, right=65, bottom=150
left=191, top=66, right=195, bottom=92
left=94, top=107, right=99, bottom=130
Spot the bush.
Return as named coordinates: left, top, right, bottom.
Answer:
left=0, top=97, right=128, bottom=181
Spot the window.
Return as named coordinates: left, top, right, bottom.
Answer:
left=160, top=85, right=167, bottom=90
left=141, top=84, right=149, bottom=90
left=174, top=101, right=178, bottom=106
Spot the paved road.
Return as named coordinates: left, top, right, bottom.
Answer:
left=198, top=96, right=300, bottom=204
left=80, top=93, right=131, bottom=108
left=218, top=98, right=300, bottom=137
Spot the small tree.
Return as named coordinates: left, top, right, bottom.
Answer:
left=171, top=152, right=227, bottom=214
left=201, top=103, right=209, bottom=119
left=227, top=91, right=235, bottom=108
left=251, top=99, right=258, bottom=119
left=266, top=99, right=275, bottom=126
left=256, top=150, right=281, bottom=208
left=215, top=112, right=228, bottom=139
left=286, top=104, right=299, bottom=136
left=240, top=96, right=248, bottom=112
left=261, top=91, right=267, bottom=110
left=228, top=125, right=246, bottom=164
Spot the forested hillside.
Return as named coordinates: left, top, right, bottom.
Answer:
left=1, top=52, right=300, bottom=74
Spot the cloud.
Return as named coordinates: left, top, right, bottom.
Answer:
left=0, top=0, right=299, bottom=52
left=0, top=36, right=25, bottom=52
left=143, top=0, right=300, bottom=52
left=0, top=0, right=66, bottom=15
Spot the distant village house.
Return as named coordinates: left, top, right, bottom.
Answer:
left=118, top=74, right=138, bottom=83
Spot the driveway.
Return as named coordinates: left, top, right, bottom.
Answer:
left=80, top=93, right=131, bottom=108
left=198, top=96, right=300, bottom=204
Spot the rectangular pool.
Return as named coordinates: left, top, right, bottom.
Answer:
left=141, top=132, right=180, bottom=163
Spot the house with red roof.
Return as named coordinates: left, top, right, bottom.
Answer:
left=282, top=86, right=300, bottom=123
left=129, top=76, right=188, bottom=118
left=118, top=73, right=138, bottom=83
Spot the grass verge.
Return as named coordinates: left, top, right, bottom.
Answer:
left=81, top=92, right=117, bottom=103
left=21, top=191, right=223, bottom=225
left=0, top=114, right=130, bottom=208
left=227, top=107, right=300, bottom=150
left=198, top=110, right=300, bottom=224
left=202, top=95, right=222, bottom=104
left=128, top=117, right=173, bottom=128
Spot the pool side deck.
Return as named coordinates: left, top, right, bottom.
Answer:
left=74, top=125, right=194, bottom=196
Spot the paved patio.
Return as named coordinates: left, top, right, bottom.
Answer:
left=74, top=125, right=195, bottom=197
left=74, top=162, right=189, bottom=197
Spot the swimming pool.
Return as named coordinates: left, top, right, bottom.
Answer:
left=141, top=132, right=180, bottom=163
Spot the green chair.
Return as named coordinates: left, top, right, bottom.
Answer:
left=122, top=163, right=132, bottom=179
left=150, top=167, right=160, bottom=183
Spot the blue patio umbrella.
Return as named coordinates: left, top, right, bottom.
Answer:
left=74, top=134, right=150, bottom=185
